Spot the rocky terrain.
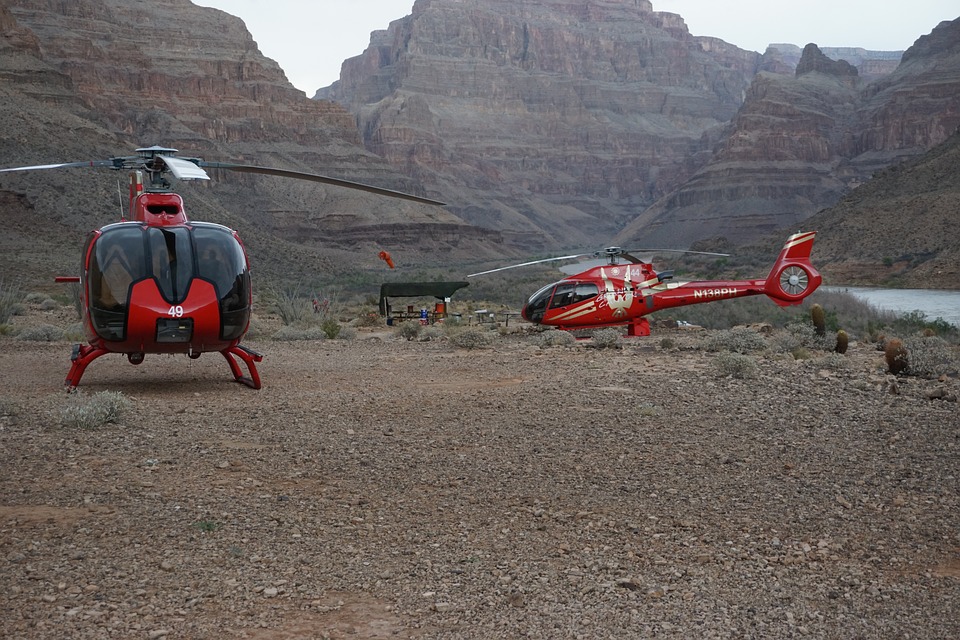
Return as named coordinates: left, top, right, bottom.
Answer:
left=1, top=302, right=958, bottom=638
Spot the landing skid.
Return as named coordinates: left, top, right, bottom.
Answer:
left=64, top=343, right=264, bottom=390
left=221, top=344, right=263, bottom=389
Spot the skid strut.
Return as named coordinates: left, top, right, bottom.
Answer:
left=65, top=343, right=109, bottom=391
left=221, top=344, right=263, bottom=389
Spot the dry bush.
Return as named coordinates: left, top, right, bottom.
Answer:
left=713, top=352, right=758, bottom=378
left=591, top=328, right=623, bottom=349
left=449, top=328, right=494, bottom=349
left=703, top=327, right=768, bottom=353
left=538, top=329, right=577, bottom=348
left=61, top=391, right=131, bottom=429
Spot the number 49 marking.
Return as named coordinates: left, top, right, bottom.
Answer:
left=168, top=305, right=184, bottom=318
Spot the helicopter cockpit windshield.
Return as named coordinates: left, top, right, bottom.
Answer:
left=521, top=280, right=599, bottom=323
left=87, top=223, right=251, bottom=342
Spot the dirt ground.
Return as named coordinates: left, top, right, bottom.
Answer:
left=1, top=305, right=958, bottom=639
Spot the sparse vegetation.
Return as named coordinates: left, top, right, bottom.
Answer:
left=16, top=323, right=65, bottom=342
left=590, top=328, right=623, bottom=349
left=713, top=351, right=758, bottom=378
left=903, top=335, right=958, bottom=378
left=538, top=329, right=577, bottom=348
left=272, top=325, right=328, bottom=341
left=0, top=280, right=25, bottom=325
left=396, top=320, right=423, bottom=341
left=702, top=327, right=768, bottom=354
left=449, top=328, right=494, bottom=349
left=61, top=391, right=132, bottom=429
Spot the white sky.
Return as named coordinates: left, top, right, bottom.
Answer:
left=192, top=1, right=958, bottom=95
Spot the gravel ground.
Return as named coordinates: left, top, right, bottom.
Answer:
left=1, top=312, right=958, bottom=639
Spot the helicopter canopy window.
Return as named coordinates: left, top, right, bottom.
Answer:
left=548, top=282, right=599, bottom=309
left=147, top=227, right=194, bottom=302
left=88, top=226, right=148, bottom=340
left=194, top=226, right=250, bottom=341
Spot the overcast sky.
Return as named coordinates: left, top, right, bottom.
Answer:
left=192, top=1, right=957, bottom=95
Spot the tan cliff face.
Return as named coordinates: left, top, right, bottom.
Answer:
left=318, top=0, right=761, bottom=249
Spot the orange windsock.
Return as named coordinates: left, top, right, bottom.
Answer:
left=378, top=251, right=395, bottom=269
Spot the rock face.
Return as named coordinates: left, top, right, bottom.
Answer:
left=762, top=44, right=902, bottom=79
left=318, top=0, right=760, bottom=249
left=805, top=129, right=960, bottom=290
left=0, top=0, right=494, bottom=287
left=617, top=21, right=960, bottom=251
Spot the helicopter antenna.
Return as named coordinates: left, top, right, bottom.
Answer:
left=116, top=179, right=126, bottom=221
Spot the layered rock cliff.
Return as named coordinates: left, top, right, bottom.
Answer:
left=318, top=0, right=761, bottom=249
left=1, top=0, right=494, bottom=287
left=617, top=20, right=960, bottom=250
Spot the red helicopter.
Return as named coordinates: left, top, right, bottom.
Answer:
left=0, top=146, right=442, bottom=390
left=469, top=231, right=822, bottom=335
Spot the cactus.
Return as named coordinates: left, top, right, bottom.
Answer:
left=884, top=338, right=909, bottom=375
left=834, top=329, right=849, bottom=355
left=811, top=303, right=826, bottom=337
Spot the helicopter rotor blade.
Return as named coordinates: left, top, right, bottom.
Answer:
left=0, top=160, right=117, bottom=174
left=200, top=162, right=445, bottom=206
left=468, top=253, right=591, bottom=277
left=626, top=248, right=730, bottom=258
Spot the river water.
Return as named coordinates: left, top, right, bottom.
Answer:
left=823, top=286, right=960, bottom=328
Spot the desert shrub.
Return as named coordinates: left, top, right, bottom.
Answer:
left=659, top=337, right=676, bottom=350
left=713, top=352, right=758, bottom=379
left=272, top=325, right=328, bottom=341
left=0, top=280, right=25, bottom=324
left=538, top=329, right=577, bottom=348
left=271, top=287, right=312, bottom=326
left=816, top=352, right=848, bottom=371
left=591, top=328, right=623, bottom=349
left=396, top=320, right=423, bottom=341
left=416, top=325, right=445, bottom=342
left=702, top=327, right=767, bottom=354
left=25, top=292, right=50, bottom=304
left=884, top=338, right=909, bottom=375
left=354, top=311, right=382, bottom=328
left=590, top=327, right=623, bottom=349
left=903, top=335, right=959, bottom=378
left=61, top=391, right=131, bottom=429
left=891, top=310, right=959, bottom=341
left=450, top=328, right=494, bottom=349
left=40, top=298, right=60, bottom=311
left=16, top=324, right=65, bottom=342
left=336, top=326, right=357, bottom=341
left=320, top=318, right=342, bottom=340
left=772, top=322, right=831, bottom=354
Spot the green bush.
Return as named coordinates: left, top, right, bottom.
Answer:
left=61, top=391, right=131, bottom=429
left=320, top=318, right=341, bottom=339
